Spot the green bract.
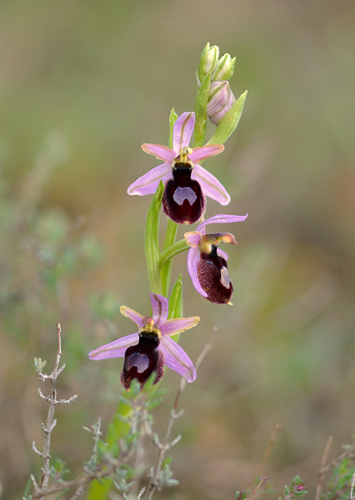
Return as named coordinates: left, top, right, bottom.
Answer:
left=207, top=90, right=248, bottom=146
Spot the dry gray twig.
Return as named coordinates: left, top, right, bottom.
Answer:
left=31, top=323, right=78, bottom=500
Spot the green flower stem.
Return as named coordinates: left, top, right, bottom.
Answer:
left=193, top=72, right=211, bottom=147
left=85, top=398, right=131, bottom=500
left=159, top=239, right=188, bottom=269
left=161, top=218, right=178, bottom=297
left=145, top=182, right=164, bottom=295
left=168, top=274, right=183, bottom=319
left=168, top=274, right=183, bottom=343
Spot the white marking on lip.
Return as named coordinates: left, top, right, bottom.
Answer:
left=220, top=267, right=231, bottom=288
left=125, top=352, right=149, bottom=373
left=173, top=187, right=197, bottom=206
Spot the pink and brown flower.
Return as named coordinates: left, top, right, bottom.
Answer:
left=89, top=293, right=199, bottom=389
left=184, top=214, right=248, bottom=304
left=127, top=112, right=230, bottom=224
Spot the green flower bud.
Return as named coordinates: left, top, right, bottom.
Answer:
left=197, top=42, right=219, bottom=86
left=212, top=53, right=236, bottom=82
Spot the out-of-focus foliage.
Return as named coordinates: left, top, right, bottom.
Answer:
left=324, top=444, right=355, bottom=500
left=1, top=1, right=355, bottom=499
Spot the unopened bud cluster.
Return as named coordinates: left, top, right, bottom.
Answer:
left=197, top=43, right=237, bottom=125
left=197, top=43, right=235, bottom=86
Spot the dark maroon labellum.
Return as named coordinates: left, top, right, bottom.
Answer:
left=121, top=334, right=164, bottom=390
left=162, top=163, right=205, bottom=224
left=197, top=245, right=233, bottom=304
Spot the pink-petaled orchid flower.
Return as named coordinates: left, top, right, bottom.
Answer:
left=184, top=214, right=248, bottom=304
left=89, top=293, right=199, bottom=389
left=127, top=112, right=230, bottom=224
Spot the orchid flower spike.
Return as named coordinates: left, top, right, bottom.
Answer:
left=127, top=112, right=230, bottom=224
left=89, top=293, right=199, bottom=389
left=184, top=214, right=248, bottom=304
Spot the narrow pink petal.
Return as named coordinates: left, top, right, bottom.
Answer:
left=189, top=144, right=224, bottom=163
left=141, top=143, right=176, bottom=163
left=184, top=231, right=201, bottom=248
left=192, top=164, right=230, bottom=205
left=187, top=247, right=208, bottom=298
left=150, top=293, right=169, bottom=325
left=173, top=112, right=195, bottom=153
left=160, top=337, right=196, bottom=382
left=120, top=306, right=145, bottom=329
left=89, top=333, right=139, bottom=360
left=161, top=316, right=200, bottom=337
left=196, top=213, right=248, bottom=232
left=127, top=164, right=172, bottom=196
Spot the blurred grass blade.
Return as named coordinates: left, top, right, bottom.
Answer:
left=22, top=475, right=32, bottom=499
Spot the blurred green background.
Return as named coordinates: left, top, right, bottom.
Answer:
left=1, top=0, right=355, bottom=499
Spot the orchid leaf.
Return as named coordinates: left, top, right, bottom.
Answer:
left=145, top=181, right=164, bottom=294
